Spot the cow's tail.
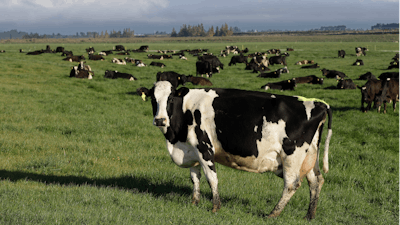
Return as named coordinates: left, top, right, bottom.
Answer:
left=323, top=106, right=333, bottom=173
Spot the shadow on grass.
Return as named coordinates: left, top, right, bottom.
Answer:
left=0, top=169, right=192, bottom=198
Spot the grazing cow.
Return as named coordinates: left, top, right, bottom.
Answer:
left=378, top=72, right=399, bottom=80
left=112, top=58, right=126, bottom=65
left=357, top=79, right=383, bottom=112
left=295, top=75, right=324, bottom=85
left=115, top=45, right=125, bottom=51
left=63, top=55, right=85, bottom=62
left=198, top=55, right=224, bottom=71
left=156, top=71, right=187, bottom=88
left=228, top=54, right=248, bottom=66
left=55, top=47, right=64, bottom=53
left=186, top=75, right=213, bottom=86
left=104, top=70, right=137, bottom=81
left=338, top=50, right=346, bottom=58
left=88, top=54, right=104, bottom=61
left=352, top=59, right=364, bottom=66
left=257, top=70, right=281, bottom=78
left=261, top=78, right=296, bottom=91
left=196, top=60, right=214, bottom=77
left=320, top=68, right=347, bottom=79
left=150, top=62, right=166, bottom=68
left=358, top=72, right=377, bottom=81
left=355, top=47, right=368, bottom=57
left=269, top=53, right=289, bottom=66
left=337, top=79, right=357, bottom=89
left=301, top=63, right=320, bottom=69
left=295, top=60, right=314, bottom=65
left=140, top=81, right=332, bottom=220
left=374, top=79, right=399, bottom=113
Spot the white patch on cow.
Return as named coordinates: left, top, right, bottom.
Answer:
left=254, top=126, right=258, bottom=132
left=153, top=81, right=174, bottom=133
left=166, top=141, right=199, bottom=168
left=271, top=95, right=276, bottom=98
left=264, top=86, right=270, bottom=90
left=302, top=101, right=315, bottom=120
left=362, top=87, right=367, bottom=90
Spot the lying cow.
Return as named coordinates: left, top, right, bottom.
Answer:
left=301, top=63, right=319, bottom=69
left=88, top=54, right=104, bottom=61
left=257, top=70, right=281, bottom=78
left=112, top=58, right=126, bottom=65
left=186, top=75, right=213, bottom=86
left=295, top=60, right=314, bottom=65
left=139, top=81, right=332, bottom=220
left=104, top=70, right=137, bottom=81
left=269, top=53, right=289, bottom=66
left=352, top=59, right=364, bottom=66
left=294, top=75, right=324, bottom=85
left=150, top=62, right=166, bottom=68
left=358, top=72, right=377, bottom=81
left=337, top=79, right=357, bottom=89
left=321, top=68, right=347, bottom=79
left=261, top=78, right=296, bottom=91
left=374, top=79, right=399, bottom=113
left=63, top=55, right=85, bottom=62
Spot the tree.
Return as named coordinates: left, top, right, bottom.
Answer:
left=207, top=26, right=215, bottom=37
left=171, top=28, right=177, bottom=37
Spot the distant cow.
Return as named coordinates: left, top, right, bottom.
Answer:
left=104, top=70, right=137, bottom=81
left=186, top=75, right=213, bottom=86
left=269, top=53, right=289, bottom=66
left=338, top=50, right=346, bottom=58
left=140, top=80, right=332, bottom=220
left=150, top=62, right=166, bottom=68
left=70, top=65, right=93, bottom=79
left=261, top=78, right=296, bottom=91
left=358, top=79, right=383, bottom=112
left=148, top=54, right=164, bottom=60
left=301, top=63, right=319, bottom=69
left=295, top=60, right=314, bottom=65
left=352, top=59, right=364, bottom=66
left=388, top=60, right=399, bottom=70
left=116, top=52, right=130, bottom=56
left=112, top=58, right=126, bottom=65
left=55, top=47, right=64, bottom=53
left=86, top=47, right=95, bottom=54
left=88, top=54, right=104, bottom=61
left=99, top=50, right=113, bottom=56
left=374, top=79, right=399, bottom=113
left=355, top=47, right=368, bottom=57
left=358, top=72, right=377, bottom=81
left=337, top=79, right=357, bottom=89
left=156, top=71, right=187, bottom=88
left=228, top=54, right=247, bottom=66
left=257, top=70, right=281, bottom=78
left=287, top=48, right=294, bottom=51
left=63, top=55, right=85, bottom=62
left=139, top=45, right=149, bottom=51
left=295, top=75, right=324, bottom=85
left=321, top=68, right=347, bottom=79
left=115, top=45, right=125, bottom=51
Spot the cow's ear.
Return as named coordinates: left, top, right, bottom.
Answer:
left=175, top=87, right=189, bottom=97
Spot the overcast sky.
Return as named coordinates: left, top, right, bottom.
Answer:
left=1, top=0, right=399, bottom=35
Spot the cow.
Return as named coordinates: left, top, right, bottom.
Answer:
left=388, top=60, right=399, bottom=70
left=179, top=55, right=188, bottom=60
left=358, top=72, right=377, bottom=81
left=355, top=47, right=368, bottom=57
left=104, top=70, right=137, bottom=81
left=156, top=71, right=188, bottom=88
left=150, top=62, right=166, bottom=68
left=140, top=81, right=332, bottom=220
left=86, top=47, right=95, bottom=54
left=357, top=79, right=383, bottom=112
left=0, top=50, right=5, bottom=53
left=63, top=55, right=85, bottom=62
left=261, top=78, right=297, bottom=91
left=301, top=63, right=320, bottom=69
left=249, top=55, right=269, bottom=68
left=287, top=48, right=294, bottom=51
left=55, top=47, right=64, bottom=53
left=26, top=50, right=44, bottom=55
left=196, top=61, right=213, bottom=77
left=294, top=75, right=324, bottom=85
left=139, top=45, right=149, bottom=51
left=295, top=60, right=314, bottom=65
left=228, top=54, right=248, bottom=66
left=115, top=45, right=125, bottom=51
left=198, top=55, right=224, bottom=72
left=88, top=54, right=104, bottom=61
left=148, top=54, right=164, bottom=60
left=338, top=50, right=346, bottom=58
left=267, top=48, right=281, bottom=55
left=374, top=79, right=399, bottom=113
left=61, top=51, right=73, bottom=57
left=19, top=49, right=24, bottom=53
left=69, top=65, right=93, bottom=79
left=257, top=70, right=281, bottom=78
left=320, top=68, right=347, bottom=79
left=352, top=59, right=364, bottom=66
left=378, top=72, right=399, bottom=81
left=337, top=79, right=357, bottom=89
left=186, top=75, right=213, bottom=86
left=278, top=66, right=289, bottom=74
left=269, top=53, right=289, bottom=66
left=116, top=52, right=130, bottom=56
left=99, top=50, right=113, bottom=56
left=112, top=58, right=126, bottom=65
left=245, top=62, right=270, bottom=73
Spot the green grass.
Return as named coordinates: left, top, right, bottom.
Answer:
left=0, top=37, right=398, bottom=224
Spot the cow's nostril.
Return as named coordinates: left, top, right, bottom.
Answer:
left=153, top=118, right=166, bottom=126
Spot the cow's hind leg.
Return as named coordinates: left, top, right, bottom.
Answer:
left=190, top=165, right=201, bottom=205
left=304, top=162, right=324, bottom=220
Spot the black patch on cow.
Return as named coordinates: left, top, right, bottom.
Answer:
left=163, top=89, right=189, bottom=144
left=194, top=110, right=215, bottom=172
left=282, top=138, right=296, bottom=155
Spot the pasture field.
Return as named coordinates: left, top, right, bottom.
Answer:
left=0, top=38, right=398, bottom=224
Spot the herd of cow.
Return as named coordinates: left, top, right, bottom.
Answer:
left=14, top=43, right=398, bottom=220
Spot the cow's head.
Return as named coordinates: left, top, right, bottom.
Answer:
left=140, top=81, right=190, bottom=143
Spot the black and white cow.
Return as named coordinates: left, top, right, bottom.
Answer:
left=352, top=59, right=364, bottom=66
left=355, top=47, right=368, bottom=57
left=228, top=54, right=248, bottom=66
left=294, top=75, right=324, bottom=85
left=269, top=53, right=289, bottom=66
left=104, top=70, right=137, bottom=81
left=301, top=63, right=320, bottom=69
left=320, top=68, right=347, bottom=79
left=257, top=70, right=281, bottom=78
left=261, top=78, right=297, bottom=91
left=140, top=81, right=332, bottom=220
left=150, top=62, right=166, bottom=68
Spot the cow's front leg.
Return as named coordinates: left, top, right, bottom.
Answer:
left=190, top=165, right=201, bottom=205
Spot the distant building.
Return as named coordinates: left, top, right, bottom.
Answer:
left=319, top=25, right=346, bottom=31
left=371, top=23, right=399, bottom=30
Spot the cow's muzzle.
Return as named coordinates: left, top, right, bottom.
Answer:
left=153, top=118, right=166, bottom=126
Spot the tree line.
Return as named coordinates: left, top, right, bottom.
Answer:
left=171, top=23, right=241, bottom=37
left=21, top=28, right=134, bottom=39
